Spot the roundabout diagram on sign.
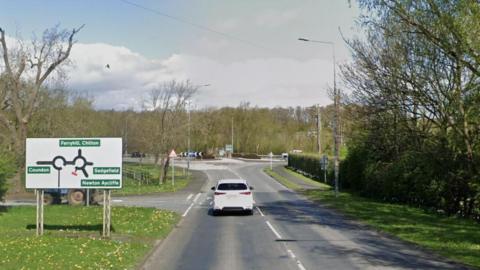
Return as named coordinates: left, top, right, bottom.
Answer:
left=36, top=149, right=94, bottom=187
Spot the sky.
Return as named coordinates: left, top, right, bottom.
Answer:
left=0, top=0, right=361, bottom=110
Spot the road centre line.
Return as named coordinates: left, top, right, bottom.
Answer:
left=182, top=202, right=194, bottom=217
left=193, top=193, right=201, bottom=203
left=186, top=193, right=193, bottom=201
left=287, top=249, right=307, bottom=270
left=265, top=221, right=282, bottom=239
left=296, top=260, right=307, bottom=270
left=256, top=206, right=265, bottom=216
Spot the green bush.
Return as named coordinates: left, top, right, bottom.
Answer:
left=287, top=153, right=333, bottom=184
left=232, top=153, right=261, bottom=159
left=338, top=133, right=480, bottom=218
left=0, top=153, right=15, bottom=201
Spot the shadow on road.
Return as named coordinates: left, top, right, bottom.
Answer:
left=255, top=192, right=470, bottom=270
left=207, top=208, right=253, bottom=217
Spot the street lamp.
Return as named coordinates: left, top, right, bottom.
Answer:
left=298, top=37, right=340, bottom=197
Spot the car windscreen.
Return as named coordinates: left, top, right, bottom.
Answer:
left=217, top=183, right=248, bottom=190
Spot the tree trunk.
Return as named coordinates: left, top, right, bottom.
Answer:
left=158, top=157, right=165, bottom=185
left=154, top=153, right=160, bottom=165
left=162, top=156, right=170, bottom=184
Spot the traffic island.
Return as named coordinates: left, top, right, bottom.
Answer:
left=0, top=205, right=179, bottom=269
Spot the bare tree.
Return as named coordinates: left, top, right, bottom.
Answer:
left=0, top=25, right=83, bottom=191
left=139, top=80, right=197, bottom=183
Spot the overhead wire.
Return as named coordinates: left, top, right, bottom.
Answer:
left=118, top=0, right=283, bottom=55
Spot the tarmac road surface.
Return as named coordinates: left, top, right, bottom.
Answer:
left=136, top=160, right=468, bottom=270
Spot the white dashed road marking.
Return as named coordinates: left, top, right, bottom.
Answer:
left=182, top=203, right=194, bottom=217
left=265, top=221, right=282, bottom=239
left=186, top=193, right=193, bottom=201
left=287, top=249, right=307, bottom=270
left=256, top=206, right=265, bottom=216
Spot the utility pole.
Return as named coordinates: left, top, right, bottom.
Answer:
left=124, top=116, right=128, bottom=156
left=332, top=45, right=340, bottom=198
left=298, top=37, right=339, bottom=197
left=231, top=117, right=234, bottom=156
left=316, top=104, right=322, bottom=155
left=187, top=104, right=191, bottom=171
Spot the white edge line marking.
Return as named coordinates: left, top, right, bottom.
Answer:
left=182, top=202, right=194, bottom=217
left=186, top=193, right=193, bottom=201
left=287, top=249, right=296, bottom=259
left=265, top=221, right=282, bottom=239
left=256, top=206, right=265, bottom=216
left=193, top=193, right=201, bottom=203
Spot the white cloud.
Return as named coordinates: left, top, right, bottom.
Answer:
left=255, top=9, right=300, bottom=28
left=66, top=42, right=334, bottom=110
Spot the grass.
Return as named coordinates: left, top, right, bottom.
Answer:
left=263, top=168, right=302, bottom=190
left=266, top=169, right=480, bottom=268
left=283, top=167, right=331, bottom=190
left=115, top=162, right=190, bottom=196
left=263, top=167, right=330, bottom=191
left=0, top=205, right=179, bottom=269
left=305, top=190, right=480, bottom=268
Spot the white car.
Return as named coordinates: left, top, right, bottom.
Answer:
left=211, top=179, right=254, bottom=215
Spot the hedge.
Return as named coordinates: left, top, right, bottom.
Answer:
left=287, top=153, right=333, bottom=184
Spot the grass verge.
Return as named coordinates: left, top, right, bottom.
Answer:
left=266, top=168, right=480, bottom=268
left=305, top=190, right=480, bottom=268
left=116, top=162, right=190, bottom=195
left=0, top=205, right=178, bottom=269
left=283, top=167, right=331, bottom=190
left=263, top=168, right=301, bottom=190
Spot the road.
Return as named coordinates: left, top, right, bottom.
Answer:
left=117, top=159, right=467, bottom=270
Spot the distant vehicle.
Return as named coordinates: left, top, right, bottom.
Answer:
left=291, top=149, right=303, bottom=153
left=211, top=179, right=254, bottom=215
left=182, top=151, right=203, bottom=158
left=131, top=152, right=145, bottom=158
left=282, top=153, right=289, bottom=159
left=44, top=189, right=102, bottom=205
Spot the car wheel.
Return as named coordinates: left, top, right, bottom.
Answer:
left=247, top=209, right=254, bottom=215
left=43, top=194, right=54, bottom=205
left=212, top=210, right=219, bottom=216
left=67, top=189, right=85, bottom=205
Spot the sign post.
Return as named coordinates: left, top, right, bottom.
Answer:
left=102, top=189, right=112, bottom=237
left=26, top=138, right=122, bottom=237
left=269, top=152, right=273, bottom=170
left=225, top=144, right=233, bottom=158
left=169, top=150, right=177, bottom=187
left=321, top=155, right=328, bottom=183
left=35, top=189, right=44, bottom=236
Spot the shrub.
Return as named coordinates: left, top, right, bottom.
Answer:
left=232, top=153, right=261, bottom=159
left=288, top=153, right=333, bottom=184
left=0, top=153, right=15, bottom=201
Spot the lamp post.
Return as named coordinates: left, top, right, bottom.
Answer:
left=298, top=37, right=340, bottom=197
